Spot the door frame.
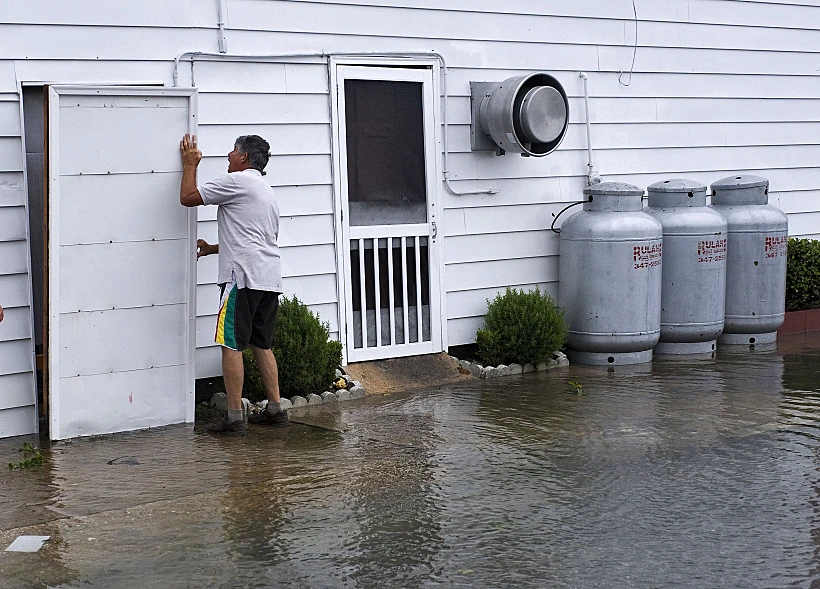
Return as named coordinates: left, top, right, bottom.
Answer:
left=329, top=58, right=446, bottom=364
left=47, top=85, right=198, bottom=439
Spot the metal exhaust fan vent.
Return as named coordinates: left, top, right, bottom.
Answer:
left=471, top=72, right=569, bottom=157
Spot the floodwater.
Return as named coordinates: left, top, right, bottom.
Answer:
left=2, top=333, right=820, bottom=589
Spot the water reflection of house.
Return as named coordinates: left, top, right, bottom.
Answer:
left=1, top=1, right=818, bottom=439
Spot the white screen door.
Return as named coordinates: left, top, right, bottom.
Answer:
left=47, top=86, right=197, bottom=440
left=336, top=65, right=443, bottom=362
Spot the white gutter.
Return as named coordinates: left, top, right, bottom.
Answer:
left=579, top=72, right=601, bottom=186
left=172, top=50, right=497, bottom=196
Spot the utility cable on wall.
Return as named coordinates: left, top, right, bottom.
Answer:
left=619, top=0, right=638, bottom=87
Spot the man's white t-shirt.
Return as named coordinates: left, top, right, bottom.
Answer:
left=198, top=169, right=282, bottom=292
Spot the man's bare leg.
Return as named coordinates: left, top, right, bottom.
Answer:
left=250, top=345, right=280, bottom=403
left=249, top=346, right=289, bottom=426
left=205, top=346, right=247, bottom=434
left=222, top=347, right=245, bottom=410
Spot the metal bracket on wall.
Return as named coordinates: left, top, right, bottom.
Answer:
left=469, top=81, right=502, bottom=153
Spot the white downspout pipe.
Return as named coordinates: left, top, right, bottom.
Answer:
left=172, top=50, right=497, bottom=196
left=216, top=0, right=228, bottom=53
left=579, top=72, right=601, bottom=185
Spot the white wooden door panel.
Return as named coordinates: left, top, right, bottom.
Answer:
left=57, top=305, right=187, bottom=378
left=58, top=105, right=189, bottom=175
left=57, top=365, right=189, bottom=439
left=58, top=173, right=187, bottom=244
left=59, top=94, right=188, bottom=109
left=58, top=240, right=188, bottom=313
left=49, top=86, right=196, bottom=440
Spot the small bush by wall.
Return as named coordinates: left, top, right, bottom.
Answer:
left=476, top=287, right=567, bottom=367
left=243, top=296, right=343, bottom=402
left=786, top=238, right=820, bottom=311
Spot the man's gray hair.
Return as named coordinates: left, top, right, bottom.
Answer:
left=235, top=135, right=272, bottom=175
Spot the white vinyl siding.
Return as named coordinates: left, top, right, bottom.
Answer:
left=0, top=92, right=37, bottom=436
left=206, top=0, right=820, bottom=344
left=191, top=59, right=339, bottom=376
left=0, top=0, right=815, bottom=374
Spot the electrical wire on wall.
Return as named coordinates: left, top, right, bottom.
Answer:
left=550, top=200, right=589, bottom=233
left=619, top=0, right=638, bottom=86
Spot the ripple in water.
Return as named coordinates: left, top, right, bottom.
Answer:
left=2, top=335, right=820, bottom=588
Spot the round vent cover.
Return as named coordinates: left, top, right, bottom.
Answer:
left=517, top=86, right=566, bottom=144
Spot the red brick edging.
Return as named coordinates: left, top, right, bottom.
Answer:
left=778, top=308, right=820, bottom=336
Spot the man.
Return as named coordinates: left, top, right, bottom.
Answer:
left=179, top=133, right=289, bottom=435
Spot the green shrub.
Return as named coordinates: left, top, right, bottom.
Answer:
left=243, top=296, right=344, bottom=402
left=786, top=237, right=820, bottom=311
left=476, top=287, right=567, bottom=366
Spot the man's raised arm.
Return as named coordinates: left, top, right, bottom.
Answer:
left=179, top=133, right=204, bottom=207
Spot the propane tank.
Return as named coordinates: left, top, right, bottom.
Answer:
left=645, top=179, right=728, bottom=355
left=559, top=182, right=663, bottom=365
left=709, top=175, right=787, bottom=347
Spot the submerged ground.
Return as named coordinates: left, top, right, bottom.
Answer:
left=2, top=333, right=820, bottom=588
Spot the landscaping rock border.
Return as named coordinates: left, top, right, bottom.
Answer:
left=452, top=351, right=569, bottom=379
left=204, top=351, right=568, bottom=420
left=208, top=367, right=371, bottom=420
